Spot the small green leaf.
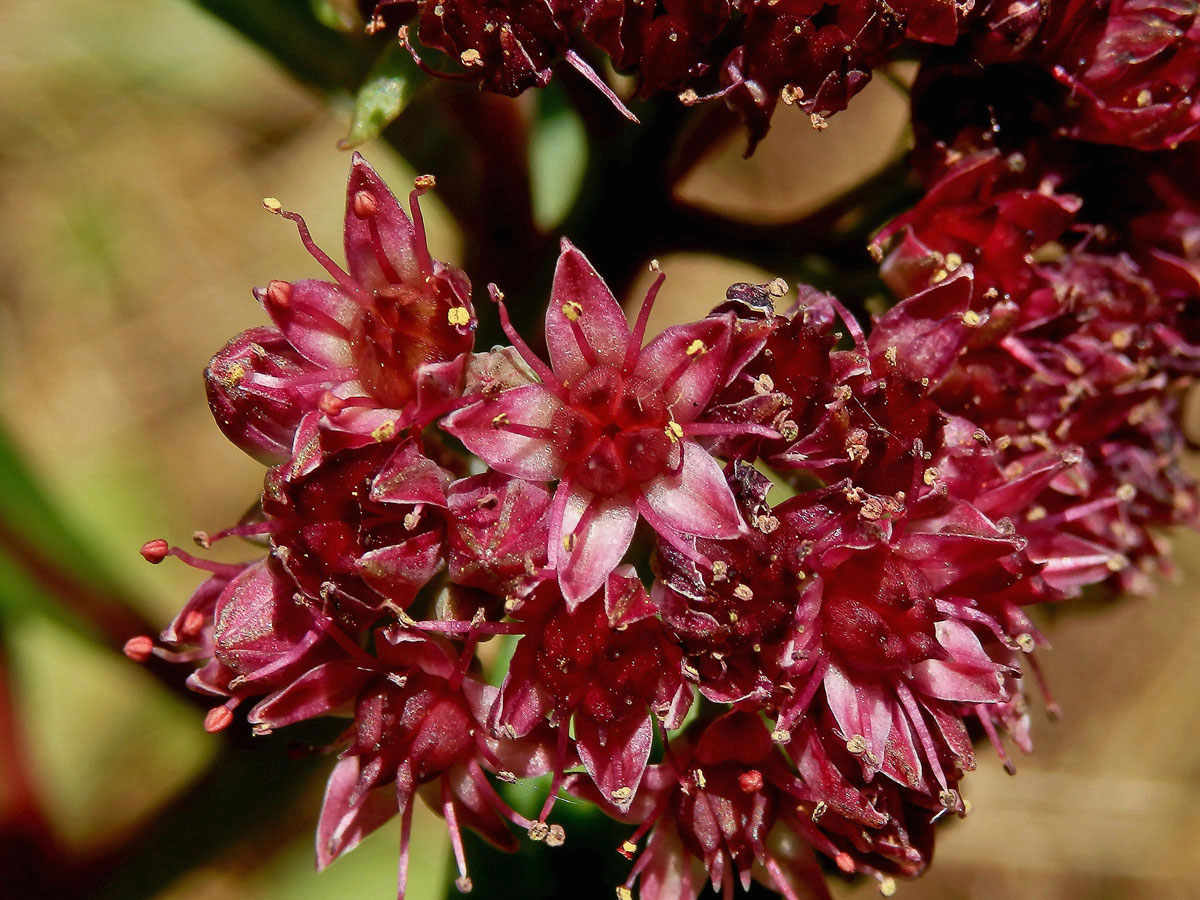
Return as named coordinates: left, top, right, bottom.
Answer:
left=340, top=42, right=422, bottom=150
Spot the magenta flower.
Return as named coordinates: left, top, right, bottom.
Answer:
left=206, top=154, right=475, bottom=458
left=443, top=242, right=766, bottom=605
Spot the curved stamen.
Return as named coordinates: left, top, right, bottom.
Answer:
left=262, top=200, right=359, bottom=295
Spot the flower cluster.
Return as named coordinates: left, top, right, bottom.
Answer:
left=359, top=1, right=1200, bottom=150
left=131, top=135, right=1199, bottom=898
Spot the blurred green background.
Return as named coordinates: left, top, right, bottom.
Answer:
left=1, top=2, right=1198, bottom=899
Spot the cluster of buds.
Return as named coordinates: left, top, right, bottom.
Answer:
left=131, top=134, right=1198, bottom=898
left=359, top=1, right=1200, bottom=149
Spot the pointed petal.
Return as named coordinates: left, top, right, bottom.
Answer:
left=635, top=314, right=733, bottom=419
left=641, top=442, right=744, bottom=540
left=249, top=660, right=372, bottom=730
left=442, top=384, right=567, bottom=481
left=545, top=241, right=630, bottom=380
left=558, top=488, right=638, bottom=607
left=370, top=438, right=451, bottom=506
left=316, top=757, right=397, bottom=870
left=344, top=153, right=419, bottom=290
left=574, top=713, right=653, bottom=814
left=822, top=664, right=892, bottom=780
left=259, top=278, right=357, bottom=369
left=910, top=620, right=1008, bottom=703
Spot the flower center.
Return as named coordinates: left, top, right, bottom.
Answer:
left=550, top=364, right=680, bottom=496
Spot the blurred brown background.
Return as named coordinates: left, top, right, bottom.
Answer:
left=0, top=2, right=1196, bottom=898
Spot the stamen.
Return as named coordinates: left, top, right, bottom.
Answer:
left=538, top=723, right=572, bottom=822
left=367, top=212, right=403, bottom=284
left=397, top=802, right=414, bottom=900
left=443, top=781, right=472, bottom=892
left=563, top=49, right=639, bottom=123
left=466, top=760, right=533, bottom=830
left=974, top=704, right=1016, bottom=775
left=625, top=266, right=667, bottom=372
left=141, top=540, right=247, bottom=577
left=407, top=177, right=437, bottom=279
left=262, top=201, right=359, bottom=295
left=490, top=285, right=561, bottom=393
left=193, top=521, right=275, bottom=547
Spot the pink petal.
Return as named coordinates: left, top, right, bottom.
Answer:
left=316, top=756, right=397, bottom=870
left=357, top=533, right=446, bottom=607
left=574, top=713, right=654, bottom=814
left=558, top=487, right=639, bottom=608
left=544, top=241, right=630, bottom=381
left=604, top=564, right=658, bottom=628
left=258, top=278, right=357, bottom=369
left=640, top=442, right=744, bottom=540
left=910, top=620, right=1008, bottom=703
left=370, top=438, right=451, bottom=506
left=248, top=660, right=372, bottom=730
left=822, top=664, right=892, bottom=780
left=442, top=384, right=566, bottom=481
left=343, top=153, right=419, bottom=290
left=634, top=314, right=733, bottom=421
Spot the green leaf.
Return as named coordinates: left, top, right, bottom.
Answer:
left=340, top=41, right=423, bottom=150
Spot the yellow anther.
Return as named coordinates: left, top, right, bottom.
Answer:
left=686, top=339, right=707, bottom=356
left=616, top=888, right=633, bottom=900
left=885, top=345, right=898, bottom=365
left=621, top=840, right=638, bottom=856
left=561, top=300, right=583, bottom=321
left=945, top=252, right=963, bottom=271
left=879, top=876, right=898, bottom=897
left=491, top=412, right=509, bottom=428
left=262, top=197, right=282, bottom=212
left=846, top=735, right=868, bottom=754
left=460, top=48, right=483, bottom=66
left=371, top=421, right=396, bottom=442
left=693, top=769, right=706, bottom=789
left=1015, top=633, right=1035, bottom=653
left=611, top=786, right=633, bottom=802
left=562, top=533, right=576, bottom=552
left=962, top=309, right=983, bottom=327
left=665, top=420, right=684, bottom=443
left=1116, top=483, right=1137, bottom=502
left=448, top=306, right=470, bottom=327
left=923, top=466, right=939, bottom=486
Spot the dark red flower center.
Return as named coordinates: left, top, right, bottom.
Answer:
left=820, top=550, right=942, bottom=672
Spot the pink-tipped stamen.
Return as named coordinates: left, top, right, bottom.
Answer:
left=266, top=207, right=359, bottom=295
left=974, top=704, right=1016, bottom=775
left=625, top=267, right=667, bottom=372
left=537, top=723, right=572, bottom=823
left=490, top=284, right=561, bottom=393
left=147, top=543, right=248, bottom=578
left=408, top=180, right=436, bottom=278
left=442, top=780, right=473, bottom=893
left=563, top=50, right=640, bottom=123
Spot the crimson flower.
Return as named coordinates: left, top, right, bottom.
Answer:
left=207, top=154, right=475, bottom=460
left=443, top=242, right=768, bottom=605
